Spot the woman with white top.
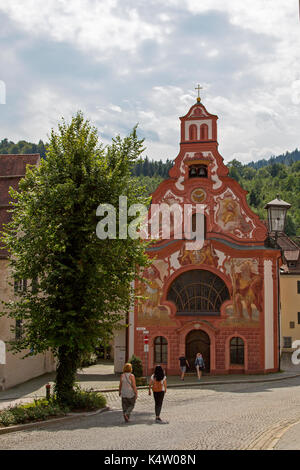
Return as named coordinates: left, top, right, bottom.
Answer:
left=119, top=363, right=138, bottom=422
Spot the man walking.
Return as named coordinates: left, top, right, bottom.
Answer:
left=178, top=354, right=190, bottom=381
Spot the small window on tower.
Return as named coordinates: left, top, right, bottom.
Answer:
left=200, top=124, right=209, bottom=140
left=189, top=124, right=197, bottom=141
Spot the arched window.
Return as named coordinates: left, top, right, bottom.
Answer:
left=154, top=336, right=168, bottom=364
left=167, top=269, right=230, bottom=316
left=230, top=337, right=245, bottom=365
left=189, top=124, right=197, bottom=141
left=200, top=124, right=208, bottom=140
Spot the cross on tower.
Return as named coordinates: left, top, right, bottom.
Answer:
left=195, top=84, right=203, bottom=103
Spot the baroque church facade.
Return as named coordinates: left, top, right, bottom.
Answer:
left=129, top=98, right=282, bottom=375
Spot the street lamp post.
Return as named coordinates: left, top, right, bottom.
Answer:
left=264, top=195, right=291, bottom=372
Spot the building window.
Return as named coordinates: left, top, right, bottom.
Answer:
left=189, top=124, right=197, bottom=141
left=298, top=312, right=300, bottom=325
left=283, top=337, right=292, bottom=348
left=154, top=336, right=168, bottom=364
left=290, top=321, right=295, bottom=329
left=200, top=124, right=208, bottom=140
left=298, top=281, right=300, bottom=294
left=230, top=337, right=245, bottom=365
left=167, top=269, right=230, bottom=316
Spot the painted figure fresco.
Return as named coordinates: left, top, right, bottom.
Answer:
left=215, top=194, right=253, bottom=236
left=178, top=241, right=219, bottom=267
left=137, top=263, right=176, bottom=326
left=224, top=259, right=262, bottom=323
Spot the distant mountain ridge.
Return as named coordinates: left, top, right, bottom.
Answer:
left=247, top=149, right=300, bottom=169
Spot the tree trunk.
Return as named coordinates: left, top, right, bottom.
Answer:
left=55, top=345, right=80, bottom=405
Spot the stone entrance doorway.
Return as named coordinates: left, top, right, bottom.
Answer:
left=186, top=329, right=210, bottom=373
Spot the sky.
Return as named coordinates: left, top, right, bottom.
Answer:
left=0, top=0, right=300, bottom=164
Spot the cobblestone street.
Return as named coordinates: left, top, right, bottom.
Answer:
left=1, top=376, right=300, bottom=450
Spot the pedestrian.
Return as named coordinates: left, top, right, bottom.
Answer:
left=119, top=363, right=138, bottom=423
left=195, top=352, right=205, bottom=380
left=148, top=365, right=167, bottom=422
left=178, top=354, right=190, bottom=380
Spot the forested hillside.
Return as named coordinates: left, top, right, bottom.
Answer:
left=0, top=139, right=47, bottom=158
left=0, top=139, right=299, bottom=237
left=227, top=160, right=300, bottom=238
left=247, top=149, right=300, bottom=169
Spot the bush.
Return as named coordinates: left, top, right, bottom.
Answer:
left=0, top=410, right=16, bottom=427
left=0, top=399, right=68, bottom=427
left=129, top=355, right=143, bottom=378
left=69, top=386, right=107, bottom=411
left=0, top=390, right=106, bottom=427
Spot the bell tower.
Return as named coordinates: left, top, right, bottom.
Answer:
left=180, top=86, right=218, bottom=145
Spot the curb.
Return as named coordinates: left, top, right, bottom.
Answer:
left=95, top=373, right=300, bottom=393
left=0, top=406, right=111, bottom=435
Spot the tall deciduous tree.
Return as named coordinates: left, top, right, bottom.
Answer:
left=1, top=112, right=150, bottom=404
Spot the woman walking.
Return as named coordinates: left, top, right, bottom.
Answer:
left=195, top=352, right=205, bottom=380
left=149, top=365, right=167, bottom=422
left=119, top=363, right=138, bottom=423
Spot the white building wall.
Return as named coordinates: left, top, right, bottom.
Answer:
left=264, top=260, right=274, bottom=369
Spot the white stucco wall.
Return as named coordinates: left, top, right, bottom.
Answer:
left=264, top=259, right=274, bottom=369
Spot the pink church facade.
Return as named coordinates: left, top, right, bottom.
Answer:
left=130, top=98, right=282, bottom=376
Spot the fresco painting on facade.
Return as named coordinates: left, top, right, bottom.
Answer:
left=214, top=192, right=254, bottom=237
left=178, top=241, right=219, bottom=268
left=137, top=264, right=177, bottom=327
left=222, top=258, right=262, bottom=327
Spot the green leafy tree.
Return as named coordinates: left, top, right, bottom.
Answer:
left=1, top=112, right=150, bottom=405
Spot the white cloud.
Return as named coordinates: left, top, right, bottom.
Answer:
left=206, top=49, right=219, bottom=58
left=0, top=0, right=167, bottom=59
left=0, top=0, right=300, bottom=164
